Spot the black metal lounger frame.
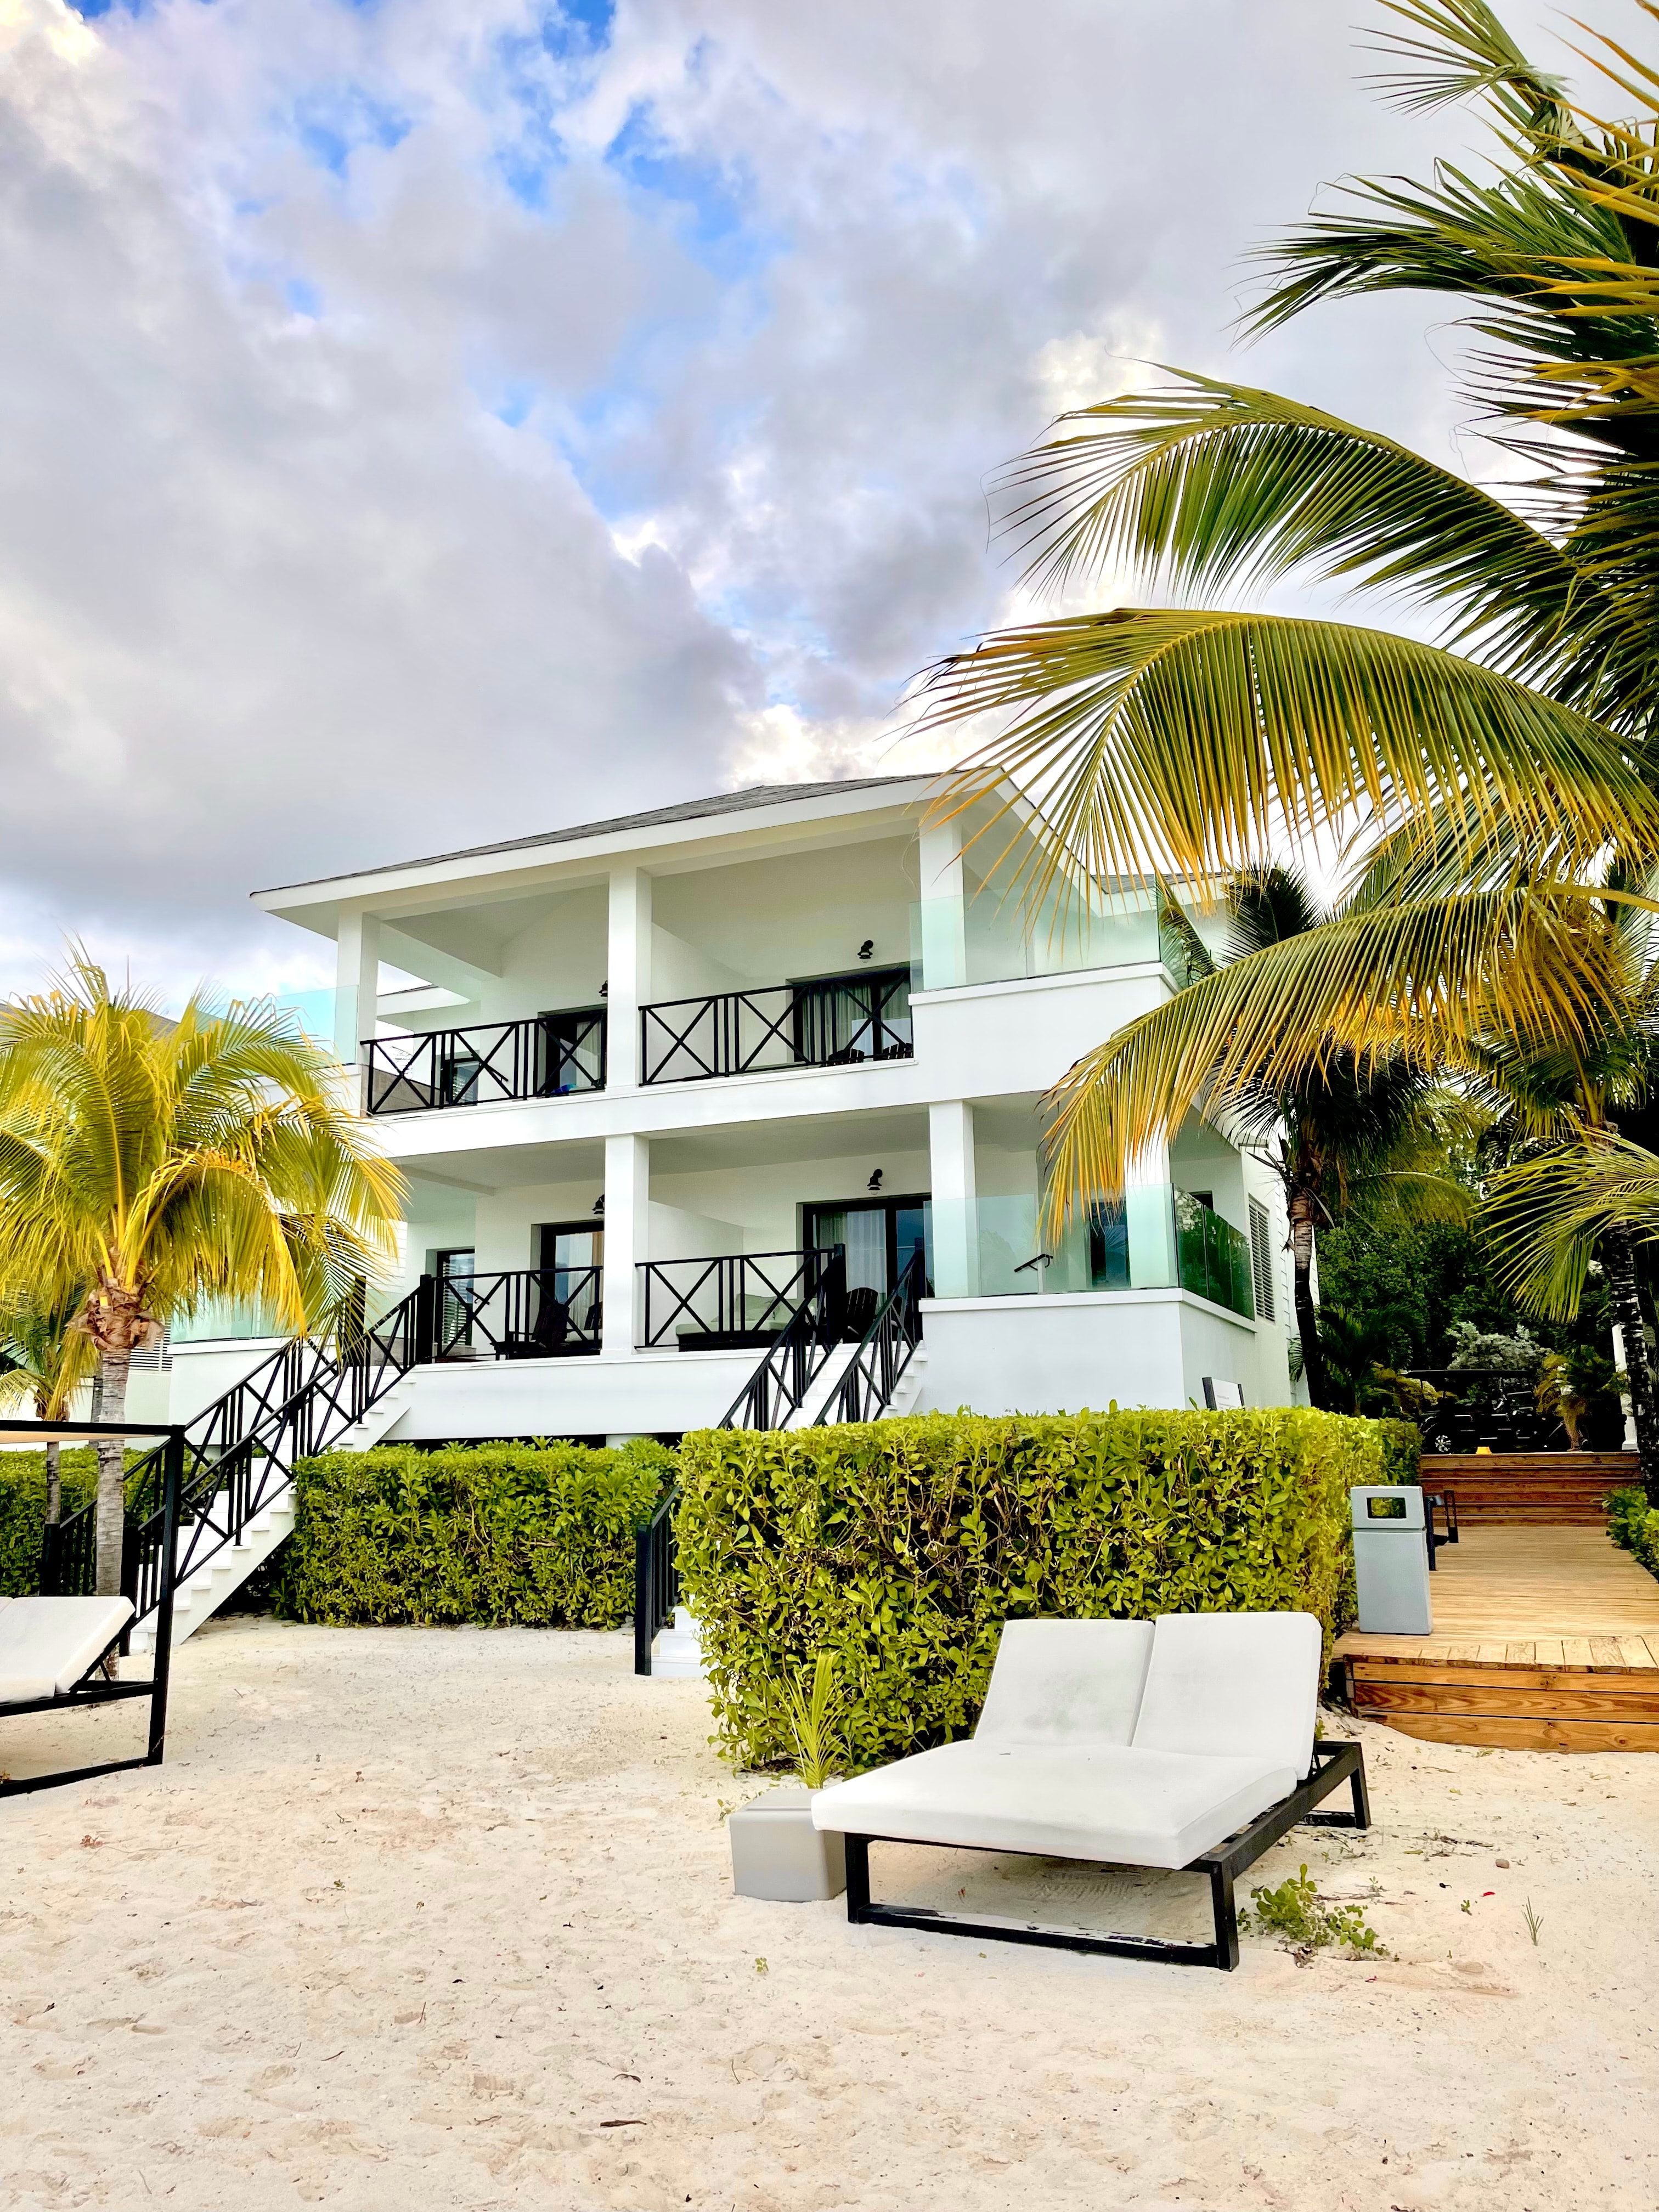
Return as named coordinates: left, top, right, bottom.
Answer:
left=842, top=1736, right=1369, bottom=1972
left=0, top=1419, right=183, bottom=1800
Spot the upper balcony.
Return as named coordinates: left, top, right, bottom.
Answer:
left=640, top=964, right=912, bottom=1086
left=366, top=1007, right=605, bottom=1115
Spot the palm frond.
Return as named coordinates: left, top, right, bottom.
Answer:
left=995, top=374, right=1603, bottom=689
left=1483, top=1132, right=1659, bottom=1313
left=1038, top=882, right=1626, bottom=1228
left=918, top=607, right=1656, bottom=889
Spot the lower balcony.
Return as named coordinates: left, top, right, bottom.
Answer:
left=939, top=1187, right=1259, bottom=1320
left=431, top=1266, right=602, bottom=1361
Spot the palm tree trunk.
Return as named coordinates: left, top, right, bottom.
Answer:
left=1288, top=1198, right=1333, bottom=1410
left=1603, top=1224, right=1659, bottom=1503
left=44, top=1438, right=60, bottom=1526
left=94, top=1345, right=132, bottom=1599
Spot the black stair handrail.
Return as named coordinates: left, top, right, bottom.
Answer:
left=717, top=1251, right=847, bottom=1430
left=633, top=1485, right=680, bottom=1677
left=42, top=1282, right=431, bottom=1625
left=815, top=1249, right=926, bottom=1426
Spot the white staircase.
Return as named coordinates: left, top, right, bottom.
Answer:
left=129, top=1487, right=296, bottom=1655
left=884, top=1342, right=928, bottom=1417
left=650, top=1605, right=706, bottom=1681
left=328, top=1373, right=417, bottom=1453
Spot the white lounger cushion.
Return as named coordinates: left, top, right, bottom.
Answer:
left=0, top=1595, right=135, bottom=1703
left=812, top=1739, right=1294, bottom=1870
left=1131, top=1611, right=1322, bottom=1779
left=973, top=1619, right=1153, bottom=1747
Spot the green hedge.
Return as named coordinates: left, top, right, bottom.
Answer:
left=0, top=1449, right=101, bottom=1595
left=677, top=1408, right=1417, bottom=1772
left=1607, top=1485, right=1659, bottom=1580
left=274, top=1441, right=675, bottom=1629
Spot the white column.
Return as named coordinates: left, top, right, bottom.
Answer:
left=602, top=1132, right=650, bottom=1357
left=1613, top=1324, right=1639, bottom=1449
left=1124, top=1141, right=1177, bottom=1289
left=334, top=910, right=381, bottom=1069
left=606, top=866, right=653, bottom=1089
left=929, top=1100, right=978, bottom=1297
left=918, top=817, right=967, bottom=990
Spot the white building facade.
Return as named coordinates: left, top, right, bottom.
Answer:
left=241, top=776, right=1295, bottom=1442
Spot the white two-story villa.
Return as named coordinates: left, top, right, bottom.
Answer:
left=239, top=775, right=1294, bottom=1442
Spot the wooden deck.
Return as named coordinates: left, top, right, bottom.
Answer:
left=1335, top=1523, right=1659, bottom=1752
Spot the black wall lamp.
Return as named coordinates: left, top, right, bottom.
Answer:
left=867, top=1169, right=884, bottom=1192
left=857, top=939, right=874, bottom=961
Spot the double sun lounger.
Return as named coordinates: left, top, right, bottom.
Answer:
left=811, top=1611, right=1368, bottom=1970
left=0, top=1594, right=171, bottom=1798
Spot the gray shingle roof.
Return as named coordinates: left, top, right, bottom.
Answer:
left=255, top=775, right=924, bottom=897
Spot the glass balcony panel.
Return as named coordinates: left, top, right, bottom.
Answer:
left=928, top=1188, right=1255, bottom=1318
left=911, top=889, right=1161, bottom=991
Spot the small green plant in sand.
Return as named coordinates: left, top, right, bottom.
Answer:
left=1523, top=1898, right=1543, bottom=1947
left=782, top=1650, right=845, bottom=1789
left=1245, top=1865, right=1385, bottom=1960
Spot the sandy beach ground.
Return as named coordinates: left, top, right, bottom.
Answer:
left=2, top=1616, right=1655, bottom=2212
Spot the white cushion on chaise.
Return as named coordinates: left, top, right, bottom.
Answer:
left=0, top=1595, right=135, bottom=1704
left=812, top=1610, right=1324, bottom=1870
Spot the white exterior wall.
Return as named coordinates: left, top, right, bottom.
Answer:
left=916, top=1293, right=1266, bottom=1418
left=249, top=778, right=1300, bottom=1437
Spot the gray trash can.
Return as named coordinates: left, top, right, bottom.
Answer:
left=1351, top=1485, right=1432, bottom=1635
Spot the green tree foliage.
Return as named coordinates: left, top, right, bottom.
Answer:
left=0, top=956, right=403, bottom=1592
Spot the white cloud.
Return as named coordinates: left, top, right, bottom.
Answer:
left=0, top=0, right=1583, bottom=998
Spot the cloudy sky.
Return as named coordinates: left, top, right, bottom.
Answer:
left=0, top=0, right=1580, bottom=1001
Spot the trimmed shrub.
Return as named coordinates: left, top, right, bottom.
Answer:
left=1607, top=1484, right=1659, bottom=1579
left=274, top=1440, right=675, bottom=1629
left=677, top=1407, right=1411, bottom=1772
left=0, top=1449, right=101, bottom=1595
left=1374, top=1418, right=1423, bottom=1487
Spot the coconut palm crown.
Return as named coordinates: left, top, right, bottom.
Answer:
left=908, top=0, right=1659, bottom=1070
left=0, top=956, right=404, bottom=1593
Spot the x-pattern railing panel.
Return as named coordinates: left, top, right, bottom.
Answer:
left=435, top=1267, right=602, bottom=1359
left=366, top=1012, right=605, bottom=1116
left=640, top=967, right=913, bottom=1085
left=638, top=1248, right=836, bottom=1349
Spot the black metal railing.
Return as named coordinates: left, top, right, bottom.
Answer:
left=365, top=1009, right=605, bottom=1115
left=633, top=1486, right=680, bottom=1677
left=640, top=966, right=912, bottom=1085
left=43, top=1286, right=427, bottom=1626
left=1405, top=1368, right=1610, bottom=1455
left=435, top=1267, right=602, bottom=1360
left=638, top=1246, right=843, bottom=1351
left=718, top=1252, right=849, bottom=1429
left=816, top=1249, right=926, bottom=1425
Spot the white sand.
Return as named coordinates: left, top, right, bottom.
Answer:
left=2, top=1616, right=1656, bottom=2212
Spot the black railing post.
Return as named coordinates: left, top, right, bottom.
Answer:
left=146, top=1427, right=182, bottom=1764
left=414, top=1272, right=438, bottom=1364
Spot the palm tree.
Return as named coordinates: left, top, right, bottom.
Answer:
left=0, top=1290, right=98, bottom=1529
left=0, top=956, right=404, bottom=1595
left=906, top=1, right=1659, bottom=1071
left=1045, top=865, right=1475, bottom=1409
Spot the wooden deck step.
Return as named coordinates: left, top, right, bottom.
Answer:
left=1421, top=1452, right=1637, bottom=1524
left=1335, top=1523, right=1659, bottom=1751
